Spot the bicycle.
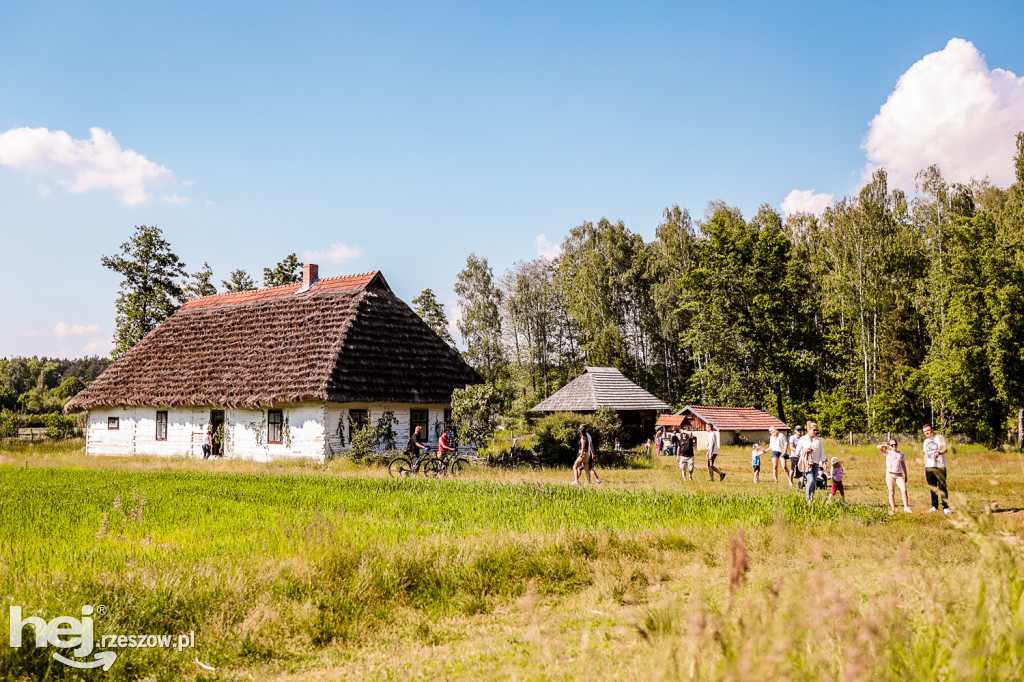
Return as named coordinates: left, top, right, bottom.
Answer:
left=434, top=446, right=474, bottom=476
left=387, top=446, right=443, bottom=478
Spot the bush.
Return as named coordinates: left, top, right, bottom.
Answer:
left=348, top=423, right=378, bottom=462
left=43, top=413, right=77, bottom=440
left=0, top=409, right=20, bottom=438
left=532, top=411, right=622, bottom=467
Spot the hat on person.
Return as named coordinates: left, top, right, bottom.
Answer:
left=830, top=457, right=839, bottom=465
left=795, top=425, right=803, bottom=431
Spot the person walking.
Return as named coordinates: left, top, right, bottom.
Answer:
left=879, top=437, right=912, bottom=514
left=796, top=422, right=826, bottom=504
left=677, top=429, right=696, bottom=481
left=751, top=443, right=765, bottom=483
left=788, top=425, right=803, bottom=488
left=407, top=425, right=427, bottom=462
left=826, top=457, right=847, bottom=505
left=202, top=428, right=212, bottom=460
left=769, top=426, right=787, bottom=483
left=584, top=424, right=602, bottom=484
left=706, top=424, right=725, bottom=481
left=922, top=424, right=951, bottom=514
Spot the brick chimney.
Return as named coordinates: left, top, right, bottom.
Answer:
left=299, top=263, right=319, bottom=293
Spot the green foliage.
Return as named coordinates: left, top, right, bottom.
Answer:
left=451, top=383, right=499, bottom=447
left=184, top=261, right=218, bottom=299
left=348, top=423, right=378, bottom=461
left=102, top=225, right=187, bottom=358
left=263, top=253, right=303, bottom=287
left=43, top=413, right=77, bottom=440
left=531, top=411, right=621, bottom=466
left=812, top=388, right=866, bottom=438
left=0, top=409, right=19, bottom=438
left=411, top=288, right=455, bottom=346
left=55, top=375, right=86, bottom=401
left=376, top=410, right=398, bottom=450
left=454, top=254, right=505, bottom=382
left=222, top=268, right=256, bottom=292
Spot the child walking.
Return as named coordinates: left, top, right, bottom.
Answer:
left=827, top=456, right=846, bottom=505
left=751, top=443, right=765, bottom=483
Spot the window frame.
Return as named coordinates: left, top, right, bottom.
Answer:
left=108, top=417, right=119, bottom=430
left=348, top=409, right=369, bottom=440
left=410, top=409, right=429, bottom=439
left=268, top=410, right=283, bottom=445
left=155, top=411, right=168, bottom=441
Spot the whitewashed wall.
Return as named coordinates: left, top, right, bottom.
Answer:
left=85, top=402, right=451, bottom=461
left=323, top=403, right=451, bottom=457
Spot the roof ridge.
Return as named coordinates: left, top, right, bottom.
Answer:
left=184, top=270, right=381, bottom=304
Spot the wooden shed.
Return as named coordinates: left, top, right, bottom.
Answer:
left=662, top=405, right=789, bottom=450
left=530, top=367, right=669, bottom=443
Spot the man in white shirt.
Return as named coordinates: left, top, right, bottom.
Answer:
left=706, top=424, right=725, bottom=481
left=922, top=424, right=950, bottom=513
left=796, top=421, right=826, bottom=504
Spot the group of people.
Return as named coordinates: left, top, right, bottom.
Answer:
left=655, top=421, right=951, bottom=514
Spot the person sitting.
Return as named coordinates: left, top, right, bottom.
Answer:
left=407, top=425, right=427, bottom=461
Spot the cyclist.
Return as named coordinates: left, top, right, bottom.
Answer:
left=438, top=426, right=456, bottom=463
left=407, top=425, right=428, bottom=462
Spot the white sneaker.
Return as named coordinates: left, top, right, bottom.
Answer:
left=943, top=508, right=953, bottom=515
left=903, top=506, right=913, bottom=513
left=927, top=507, right=938, bottom=513
left=570, top=481, right=579, bottom=486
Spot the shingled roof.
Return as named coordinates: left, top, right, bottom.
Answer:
left=530, top=367, right=670, bottom=413
left=66, top=270, right=480, bottom=412
left=677, top=405, right=789, bottom=431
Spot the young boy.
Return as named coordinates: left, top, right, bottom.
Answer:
left=751, top=443, right=765, bottom=483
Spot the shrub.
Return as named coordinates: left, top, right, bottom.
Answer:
left=0, top=409, right=20, bottom=438
left=43, top=413, right=77, bottom=440
left=348, top=423, right=378, bottom=462
left=532, top=411, right=623, bottom=467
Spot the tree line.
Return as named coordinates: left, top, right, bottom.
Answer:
left=446, top=135, right=1024, bottom=446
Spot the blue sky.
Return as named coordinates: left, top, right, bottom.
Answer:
left=2, top=1, right=1023, bottom=357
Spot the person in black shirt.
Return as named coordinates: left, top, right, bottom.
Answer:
left=407, top=425, right=427, bottom=461
left=677, top=430, right=696, bottom=480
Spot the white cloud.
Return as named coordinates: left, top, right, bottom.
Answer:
left=0, top=126, right=177, bottom=205
left=82, top=338, right=113, bottom=355
left=162, top=194, right=190, bottom=204
left=535, top=234, right=562, bottom=261
left=781, top=189, right=834, bottom=218
left=863, top=38, right=1024, bottom=191
left=53, top=322, right=102, bottom=338
left=23, top=330, right=43, bottom=337
left=302, top=242, right=365, bottom=265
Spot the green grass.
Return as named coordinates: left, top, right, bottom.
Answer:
left=0, top=440, right=1021, bottom=680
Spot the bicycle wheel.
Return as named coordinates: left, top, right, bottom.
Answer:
left=421, top=457, right=444, bottom=478
left=449, top=458, right=467, bottom=476
left=388, top=457, right=414, bottom=478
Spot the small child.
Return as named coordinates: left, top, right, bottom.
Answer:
left=827, top=456, right=846, bottom=505
left=751, top=443, right=764, bottom=482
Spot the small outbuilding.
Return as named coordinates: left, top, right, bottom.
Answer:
left=65, top=266, right=481, bottom=461
left=530, top=366, right=670, bottom=443
left=658, top=405, right=789, bottom=450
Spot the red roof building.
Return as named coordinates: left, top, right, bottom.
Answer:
left=656, top=406, right=789, bottom=448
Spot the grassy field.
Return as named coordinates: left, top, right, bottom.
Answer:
left=1, top=439, right=1022, bottom=680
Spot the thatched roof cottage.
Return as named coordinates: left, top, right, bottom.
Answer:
left=66, top=265, right=480, bottom=461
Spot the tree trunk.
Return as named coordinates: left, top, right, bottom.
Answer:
left=1018, top=407, right=1023, bottom=450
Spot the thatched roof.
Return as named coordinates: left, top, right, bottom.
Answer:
left=66, top=271, right=480, bottom=412
left=676, top=405, right=789, bottom=431
left=530, top=367, right=669, bottom=413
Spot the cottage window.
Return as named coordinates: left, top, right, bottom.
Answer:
left=410, top=409, right=428, bottom=438
left=108, top=417, right=119, bottom=430
left=156, top=411, right=168, bottom=441
left=443, top=409, right=453, bottom=430
left=349, top=409, right=368, bottom=439
left=268, top=410, right=283, bottom=444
